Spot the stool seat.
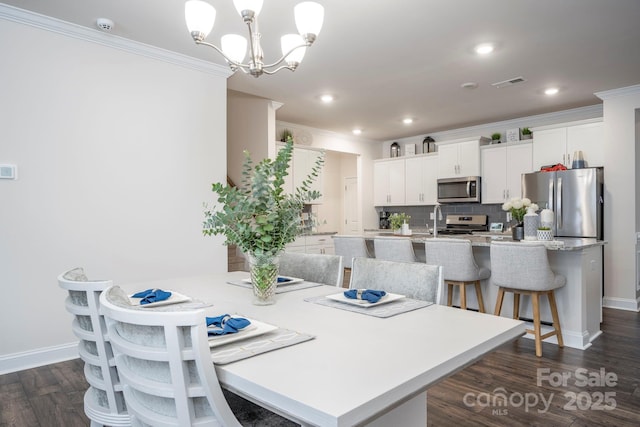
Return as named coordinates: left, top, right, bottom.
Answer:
left=490, top=241, right=566, bottom=357
left=373, top=236, right=417, bottom=263
left=425, top=238, right=488, bottom=313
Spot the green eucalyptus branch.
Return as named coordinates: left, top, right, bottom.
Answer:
left=203, top=140, right=324, bottom=257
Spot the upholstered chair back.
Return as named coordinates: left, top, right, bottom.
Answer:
left=279, top=252, right=344, bottom=286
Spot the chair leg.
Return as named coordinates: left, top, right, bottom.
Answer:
left=474, top=281, right=485, bottom=313
left=494, top=288, right=505, bottom=316
left=447, top=283, right=454, bottom=307
left=513, top=293, right=521, bottom=320
left=547, top=290, right=564, bottom=348
left=531, top=292, right=543, bottom=357
left=459, top=283, right=467, bottom=310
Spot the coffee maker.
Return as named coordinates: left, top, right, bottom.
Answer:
left=379, top=211, right=390, bottom=229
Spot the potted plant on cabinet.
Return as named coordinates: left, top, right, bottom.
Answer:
left=203, top=140, right=323, bottom=305
left=491, top=132, right=501, bottom=144
left=521, top=127, right=533, bottom=140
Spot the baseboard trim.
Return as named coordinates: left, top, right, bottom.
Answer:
left=602, top=296, right=640, bottom=312
left=0, top=342, right=79, bottom=375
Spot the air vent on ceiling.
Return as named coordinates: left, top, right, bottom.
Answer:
left=491, top=76, right=526, bottom=89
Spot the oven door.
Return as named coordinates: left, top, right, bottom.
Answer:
left=437, top=177, right=481, bottom=203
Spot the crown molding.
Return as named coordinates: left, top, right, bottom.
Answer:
left=0, top=3, right=232, bottom=78
left=595, top=84, right=640, bottom=100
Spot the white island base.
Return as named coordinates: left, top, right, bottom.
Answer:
left=469, top=242, right=604, bottom=350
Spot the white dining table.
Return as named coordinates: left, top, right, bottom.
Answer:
left=117, top=271, right=525, bottom=427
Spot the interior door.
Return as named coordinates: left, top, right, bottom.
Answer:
left=344, top=176, right=359, bottom=233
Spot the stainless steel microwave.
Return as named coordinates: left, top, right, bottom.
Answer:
left=437, top=176, right=481, bottom=203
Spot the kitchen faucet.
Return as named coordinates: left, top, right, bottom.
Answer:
left=433, top=203, right=443, bottom=237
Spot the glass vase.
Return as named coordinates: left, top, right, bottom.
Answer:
left=512, top=223, right=524, bottom=241
left=246, top=252, right=280, bottom=305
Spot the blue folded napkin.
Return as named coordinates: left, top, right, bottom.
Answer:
left=206, top=314, right=251, bottom=336
left=277, top=277, right=292, bottom=283
left=131, top=288, right=172, bottom=305
left=344, top=289, right=387, bottom=303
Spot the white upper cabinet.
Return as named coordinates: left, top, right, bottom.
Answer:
left=405, top=155, right=438, bottom=205
left=532, top=119, right=603, bottom=170
left=436, top=137, right=489, bottom=178
left=373, top=158, right=405, bottom=206
left=481, top=142, right=533, bottom=204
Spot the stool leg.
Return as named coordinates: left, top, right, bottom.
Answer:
left=474, top=281, right=485, bottom=313
left=447, top=283, right=454, bottom=307
left=513, top=293, right=521, bottom=320
left=459, top=283, right=467, bottom=310
left=531, top=292, right=543, bottom=357
left=494, top=288, right=505, bottom=316
left=547, top=290, right=564, bottom=348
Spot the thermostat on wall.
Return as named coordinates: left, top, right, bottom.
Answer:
left=0, top=164, right=17, bottom=179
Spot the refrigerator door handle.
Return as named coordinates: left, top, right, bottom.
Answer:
left=548, top=178, right=554, bottom=211
left=557, top=177, right=563, bottom=229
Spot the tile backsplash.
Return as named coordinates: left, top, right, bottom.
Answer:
left=380, top=203, right=509, bottom=230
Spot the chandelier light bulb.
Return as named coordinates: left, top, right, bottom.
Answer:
left=221, top=34, right=248, bottom=64
left=185, top=0, right=216, bottom=40
left=281, top=34, right=306, bottom=64
left=233, top=0, right=264, bottom=17
left=295, top=2, right=324, bottom=41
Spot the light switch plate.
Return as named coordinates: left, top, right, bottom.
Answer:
left=0, top=164, right=17, bottom=179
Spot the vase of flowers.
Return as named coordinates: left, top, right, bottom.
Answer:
left=203, top=140, right=323, bottom=305
left=502, top=197, right=538, bottom=241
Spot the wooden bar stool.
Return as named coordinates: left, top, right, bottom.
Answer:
left=425, top=238, right=489, bottom=312
left=490, top=241, right=566, bottom=357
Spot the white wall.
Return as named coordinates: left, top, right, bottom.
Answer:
left=596, top=84, right=640, bottom=310
left=276, top=122, right=380, bottom=230
left=0, top=13, right=230, bottom=372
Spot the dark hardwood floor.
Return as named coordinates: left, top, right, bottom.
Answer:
left=1, top=307, right=638, bottom=426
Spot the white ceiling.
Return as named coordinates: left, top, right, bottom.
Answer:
left=4, top=0, right=640, bottom=141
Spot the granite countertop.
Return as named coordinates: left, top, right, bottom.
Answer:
left=362, top=229, right=606, bottom=251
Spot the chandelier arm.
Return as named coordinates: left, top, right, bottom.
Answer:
left=195, top=40, right=249, bottom=69
left=262, top=43, right=310, bottom=69
left=262, top=65, right=296, bottom=75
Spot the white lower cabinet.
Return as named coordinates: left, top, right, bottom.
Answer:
left=285, top=235, right=335, bottom=254
left=481, top=142, right=532, bottom=204
left=405, top=155, right=438, bottom=205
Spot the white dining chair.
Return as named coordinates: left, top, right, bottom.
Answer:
left=57, top=268, right=131, bottom=427
left=424, top=238, right=490, bottom=313
left=279, top=251, right=344, bottom=286
left=373, top=236, right=417, bottom=262
left=99, top=285, right=295, bottom=427
left=349, top=257, right=444, bottom=304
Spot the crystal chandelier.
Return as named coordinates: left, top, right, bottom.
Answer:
left=185, top=0, right=324, bottom=78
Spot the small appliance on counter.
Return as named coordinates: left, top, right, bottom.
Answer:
left=436, top=214, right=488, bottom=235
left=379, top=211, right=390, bottom=229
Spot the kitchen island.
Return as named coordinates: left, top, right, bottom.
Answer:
left=361, top=231, right=606, bottom=350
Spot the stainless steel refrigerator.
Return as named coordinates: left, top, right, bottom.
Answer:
left=521, top=167, right=604, bottom=239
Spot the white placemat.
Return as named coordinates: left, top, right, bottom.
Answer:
left=304, top=295, right=433, bottom=318
left=210, top=328, right=315, bottom=365
left=226, top=280, right=324, bottom=293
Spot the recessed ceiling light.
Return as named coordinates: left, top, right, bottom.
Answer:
left=545, top=87, right=559, bottom=95
left=320, top=94, right=334, bottom=103
left=461, top=82, right=479, bottom=89
left=474, top=43, right=494, bottom=55
left=352, top=129, right=362, bottom=135
left=403, top=118, right=413, bottom=125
